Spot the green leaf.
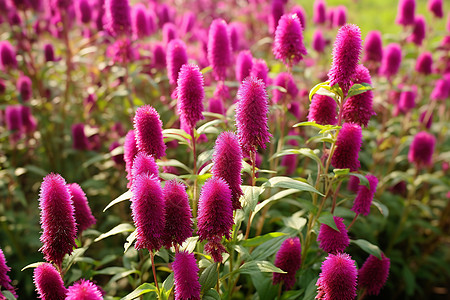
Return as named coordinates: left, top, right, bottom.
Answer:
left=317, top=212, right=339, bottom=232
left=237, top=261, right=286, bottom=275
left=2, top=291, right=16, bottom=300
left=94, top=223, right=135, bottom=242
left=350, top=239, right=382, bottom=259
left=282, top=216, right=307, bottom=232
left=103, top=190, right=132, bottom=212
left=250, top=271, right=278, bottom=300
left=179, top=236, right=199, bottom=253
left=303, top=277, right=318, bottom=300
left=333, top=168, right=349, bottom=177
left=263, top=177, right=324, bottom=196
left=162, top=128, right=192, bottom=143
left=347, top=82, right=373, bottom=98
left=308, top=81, right=330, bottom=101
left=271, top=148, right=323, bottom=169
left=109, top=270, right=140, bottom=286
left=242, top=232, right=287, bottom=247
left=63, top=247, right=88, bottom=272
left=372, top=201, right=389, bottom=218
left=197, top=120, right=224, bottom=135
left=201, top=66, right=213, bottom=74
left=199, top=263, right=218, bottom=293
left=202, top=289, right=221, bottom=300
left=124, top=229, right=137, bottom=253
left=162, top=272, right=174, bottom=294
left=197, top=149, right=214, bottom=169
left=240, top=186, right=263, bottom=212
left=21, top=262, right=44, bottom=271
left=402, top=266, right=415, bottom=296
left=157, top=159, right=192, bottom=173
left=120, top=283, right=157, bottom=300
left=348, top=173, right=370, bottom=188
left=94, top=267, right=128, bottom=275
left=254, top=189, right=300, bottom=215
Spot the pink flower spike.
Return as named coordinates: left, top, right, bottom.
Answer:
left=133, top=105, right=166, bottom=159
left=317, top=216, right=349, bottom=253
left=166, top=39, right=188, bottom=85
left=0, top=248, right=16, bottom=298
left=408, top=131, right=436, bottom=168
left=172, top=251, right=201, bottom=300
left=331, top=123, right=362, bottom=171
left=68, top=183, right=96, bottom=234
left=33, top=263, right=67, bottom=300
left=208, top=19, right=232, bottom=81
left=66, top=279, right=103, bottom=300
left=308, top=94, right=337, bottom=126
left=273, top=14, right=307, bottom=67
left=177, top=64, right=205, bottom=130
left=352, top=174, right=378, bottom=216
left=272, top=237, right=302, bottom=290
left=358, top=254, right=390, bottom=296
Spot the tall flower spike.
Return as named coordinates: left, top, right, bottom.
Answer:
left=44, top=44, right=56, bottom=63
left=162, top=23, right=177, bottom=45
left=77, top=0, right=91, bottom=24
left=408, top=131, right=436, bottom=168
left=273, top=14, right=307, bottom=67
left=333, top=6, right=347, bottom=27
left=317, top=216, right=349, bottom=253
left=131, top=173, right=165, bottom=252
left=177, top=64, right=205, bottom=130
left=347, top=176, right=360, bottom=193
left=67, top=183, right=96, bottom=234
left=235, top=77, right=271, bottom=155
left=207, top=19, right=232, bottom=81
left=17, top=75, right=32, bottom=102
left=352, top=174, right=378, bottom=216
left=0, top=41, right=17, bottom=70
left=209, top=97, right=225, bottom=115
left=212, top=132, right=244, bottom=210
left=172, top=251, right=201, bottom=300
left=5, top=105, right=22, bottom=132
left=358, top=254, right=390, bottom=296
left=415, top=52, right=433, bottom=75
left=331, top=123, right=362, bottom=171
left=166, top=39, right=188, bottom=85
left=269, top=0, right=284, bottom=34
left=131, top=151, right=159, bottom=181
left=272, top=237, right=302, bottom=290
left=308, top=94, right=337, bottom=125
left=133, top=105, right=166, bottom=159
left=396, top=0, right=416, bottom=26
left=235, top=50, right=253, bottom=83
left=327, top=24, right=362, bottom=96
left=124, top=130, right=139, bottom=186
left=316, top=253, right=357, bottom=300
left=104, top=0, right=132, bottom=37
left=66, top=279, right=103, bottom=300
left=313, top=0, right=327, bottom=25
left=39, top=174, right=77, bottom=267
left=408, top=15, right=426, bottom=46
left=428, top=0, right=443, bottom=18
left=132, top=4, right=149, bottom=38
left=162, top=180, right=193, bottom=248
left=431, top=79, right=450, bottom=101
left=291, top=5, right=307, bottom=30
left=250, top=59, right=269, bottom=86
left=34, top=263, right=67, bottom=300
left=0, top=248, right=16, bottom=298
left=398, top=90, right=416, bottom=113
left=272, top=72, right=299, bottom=104
left=72, top=123, right=89, bottom=150
left=313, top=29, right=326, bottom=53
left=363, top=31, right=383, bottom=63
left=379, top=43, right=402, bottom=79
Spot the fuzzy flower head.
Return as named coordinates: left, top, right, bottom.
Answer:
left=291, top=5, right=307, bottom=30
left=207, top=19, right=232, bottom=81
left=313, top=29, right=326, bottom=53
left=396, top=0, right=416, bottom=26
left=17, top=75, right=32, bottom=102
left=408, top=15, right=426, bottom=46
left=124, top=130, right=139, bottom=185
left=66, top=279, right=103, bottom=300
left=235, top=50, right=253, bottom=83
left=166, top=39, right=188, bottom=85
left=0, top=41, right=17, bottom=70
left=235, top=77, right=271, bottom=155
left=250, top=59, right=269, bottom=86
left=316, top=253, right=357, bottom=300
left=398, top=90, right=416, bottom=113
left=131, top=173, right=165, bottom=252
left=177, top=64, right=205, bottom=130
left=162, top=180, right=193, bottom=248
left=133, top=105, right=166, bottom=159
left=272, top=72, right=299, bottom=104
left=273, top=14, right=307, bottom=67
left=172, top=251, right=201, bottom=300
left=212, top=132, right=244, bottom=210
left=131, top=151, right=159, bottom=182
left=317, top=216, right=349, bottom=253
left=132, top=4, right=150, bottom=38
left=313, top=0, right=327, bottom=24
left=431, top=78, right=450, bottom=101
left=333, top=6, right=347, bottom=27
left=0, top=248, right=16, bottom=298
left=331, top=123, right=362, bottom=171
left=379, top=43, right=402, bottom=79
left=327, top=24, right=362, bottom=95
left=5, top=105, right=22, bottom=132
left=415, top=52, right=433, bottom=75
left=34, top=263, right=67, bottom=300
left=408, top=131, right=436, bottom=168
left=308, top=94, right=337, bottom=125
left=72, top=123, right=89, bottom=151
left=363, top=31, right=383, bottom=63
left=104, top=0, right=132, bottom=37
left=76, top=0, right=91, bottom=24
left=358, top=254, right=390, bottom=296
left=428, top=0, right=443, bottom=18
left=67, top=183, right=96, bottom=234
left=209, top=97, right=225, bottom=115
left=153, top=43, right=166, bottom=70
left=39, top=174, right=77, bottom=267
left=272, top=237, right=302, bottom=290
left=347, top=176, right=360, bottom=193
left=352, top=174, right=378, bottom=216
left=162, top=23, right=177, bottom=45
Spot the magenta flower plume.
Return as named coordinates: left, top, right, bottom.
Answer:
left=431, top=79, right=450, bottom=101
left=181, top=12, right=196, bottom=35
left=250, top=59, right=269, bottom=86
left=162, top=180, right=193, bottom=248
left=331, top=123, right=362, bottom=171
left=163, top=23, right=177, bottom=45
left=132, top=4, right=149, bottom=38
left=398, top=90, right=416, bottom=112
left=273, top=14, right=307, bottom=67
left=363, top=31, right=383, bottom=63
left=131, top=151, right=159, bottom=181
left=133, top=105, right=166, bottom=159
left=228, top=22, right=243, bottom=52
left=197, top=177, right=234, bottom=262
left=308, top=94, right=337, bottom=125
left=104, top=0, right=132, bottom=37
left=352, top=174, right=378, bottom=216
left=66, top=279, right=103, bottom=300
left=124, top=130, right=139, bottom=185
left=131, top=173, right=165, bottom=252
left=396, top=0, right=416, bottom=26
left=236, top=50, right=253, bottom=83
left=358, top=254, right=390, bottom=296
left=207, top=19, right=232, bottom=81
left=235, top=77, right=271, bottom=154
left=272, top=237, right=302, bottom=290
left=39, top=174, right=77, bottom=267
left=166, top=39, right=188, bottom=85
left=212, top=132, right=244, bottom=210
left=329, top=24, right=363, bottom=95
left=72, top=123, right=89, bottom=150
left=291, top=5, right=307, bottom=30
left=333, top=6, right=347, bottom=27
left=419, top=111, right=432, bottom=129
left=428, top=0, right=443, bottom=18
left=17, top=75, right=32, bottom=102
left=0, top=41, right=17, bottom=70
left=0, top=248, right=16, bottom=298
left=34, top=263, right=67, bottom=300
left=347, top=176, right=360, bottom=193
left=273, top=72, right=299, bottom=104
left=313, top=29, right=326, bottom=53
left=209, top=97, right=225, bottom=115
left=408, top=15, right=426, bottom=46
left=172, top=251, right=201, bottom=300
left=313, top=0, right=327, bottom=25
left=379, top=43, right=402, bottom=79
left=316, top=253, right=357, bottom=300
left=5, top=105, right=22, bottom=132
left=269, top=0, right=284, bottom=34
left=153, top=43, right=166, bottom=70
left=177, top=64, right=205, bottom=130
left=408, top=131, right=436, bottom=168
left=415, top=52, right=433, bottom=75
left=77, top=0, right=91, bottom=24
left=343, top=64, right=375, bottom=127
left=67, top=183, right=96, bottom=234
left=317, top=216, right=349, bottom=253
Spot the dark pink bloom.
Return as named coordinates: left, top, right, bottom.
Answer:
left=415, top=52, right=433, bottom=75
left=132, top=4, right=150, bottom=38
left=398, top=90, right=416, bottom=112
left=235, top=51, right=253, bottom=83
left=124, top=130, right=139, bottom=185
left=152, top=43, right=166, bottom=70
left=250, top=59, right=269, bottom=86
left=72, top=123, right=89, bottom=150
left=272, top=72, right=299, bottom=104
left=327, top=24, right=362, bottom=95
left=131, top=151, right=159, bottom=181
left=316, top=253, right=357, bottom=300
left=106, top=38, right=137, bottom=64
left=229, top=22, right=244, bottom=52
left=358, top=254, right=390, bottom=296
left=333, top=6, right=347, bottom=27
left=408, top=131, right=436, bottom=167
left=44, top=43, right=55, bottom=62
left=77, top=0, right=91, bottom=24
left=363, top=31, right=383, bottom=63
left=172, top=251, right=201, bottom=300
left=313, top=29, right=326, bottom=53
left=428, top=0, right=443, bottom=18
left=419, top=111, right=432, bottom=129
left=162, top=23, right=177, bottom=45
left=273, top=14, right=307, bottom=67
left=379, top=43, right=402, bottom=79
left=214, top=81, right=230, bottom=101
left=209, top=97, right=225, bottom=115
left=0, top=248, right=16, bottom=298
left=180, top=12, right=196, bottom=35
left=431, top=79, right=450, bottom=101
left=177, top=64, right=205, bottom=130
left=17, top=75, right=32, bottom=102
left=313, top=0, right=327, bottom=24
left=396, top=0, right=416, bottom=26
left=131, top=173, right=165, bottom=252
left=208, top=19, right=232, bottom=81
left=34, top=263, right=67, bottom=300
left=235, top=77, right=271, bottom=154
left=21, top=106, right=37, bottom=134
left=331, top=123, right=362, bottom=171
left=291, top=5, right=307, bottom=30
left=66, top=279, right=103, bottom=300
left=5, top=105, right=22, bottom=132
left=352, top=174, right=378, bottom=216
left=51, top=0, right=71, bottom=10
left=157, top=3, right=171, bottom=28
left=166, top=39, right=188, bottom=85
left=0, top=41, right=17, bottom=70
left=317, top=216, right=349, bottom=253
left=104, top=0, right=132, bottom=37
left=272, top=237, right=302, bottom=290
left=68, top=183, right=96, bottom=234
left=269, top=0, right=285, bottom=34
left=39, top=174, right=77, bottom=267
left=408, top=15, right=426, bottom=45
left=162, top=180, right=193, bottom=248
left=133, top=105, right=166, bottom=159
left=347, top=176, right=360, bottom=193
left=308, top=94, right=337, bottom=125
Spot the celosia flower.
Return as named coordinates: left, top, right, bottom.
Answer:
left=157, top=3, right=171, bottom=27
left=133, top=105, right=166, bottom=159
left=235, top=51, right=253, bottom=83
left=181, top=12, right=196, bottom=35
left=313, top=29, right=326, bottom=53
left=0, top=41, right=17, bottom=70
left=131, top=173, right=165, bottom=252
left=209, top=97, right=225, bottom=115
left=172, top=251, right=201, bottom=300
left=132, top=4, right=149, bottom=38
left=34, top=263, right=67, bottom=300
left=162, top=180, right=193, bottom=248
left=131, top=151, right=159, bottom=181
left=17, top=75, right=32, bottom=102
left=352, top=174, right=378, bottom=216
left=72, top=123, right=89, bottom=150
left=77, top=0, right=91, bottom=24
left=5, top=105, right=22, bottom=132
left=333, top=6, right=347, bottom=27
left=317, top=216, right=349, bottom=253
left=235, top=77, right=271, bottom=154
left=250, top=59, right=269, bottom=86
left=273, top=14, right=307, bottom=67
left=316, top=253, right=357, bottom=300
left=428, top=0, right=443, bottom=18
left=67, top=183, right=96, bottom=234
left=166, top=39, right=188, bottom=85
left=0, top=248, right=16, bottom=298
left=291, top=5, right=307, bottom=30
left=269, top=0, right=284, bottom=34
left=431, top=79, right=450, bottom=101
left=152, top=43, right=166, bottom=70
left=9, top=10, right=22, bottom=26
left=197, top=177, right=234, bottom=262
left=214, top=81, right=230, bottom=101
left=177, top=64, right=205, bottom=130
left=379, top=43, right=402, bottom=79
left=408, top=131, right=436, bottom=167
left=408, top=15, right=426, bottom=46
left=308, top=94, right=337, bottom=125
left=44, top=43, right=55, bottom=62
left=327, top=24, right=362, bottom=95
left=415, top=52, right=433, bottom=75
left=109, top=141, right=125, bottom=165
left=207, top=19, right=232, bottom=81
left=313, top=0, right=327, bottom=25
left=272, top=237, right=302, bottom=290
left=229, top=22, right=244, bottom=52
left=66, top=279, right=103, bottom=300
left=212, top=132, right=243, bottom=210
left=358, top=254, right=390, bottom=296
left=272, top=72, right=299, bottom=104
left=327, top=8, right=335, bottom=28
left=124, top=130, right=139, bottom=185
left=363, top=31, right=383, bottom=63
left=162, top=23, right=177, bottom=45
left=347, top=176, right=360, bottom=193
left=104, top=0, right=132, bottom=37
left=331, top=123, right=362, bottom=171
left=396, top=0, right=416, bottom=26
left=398, top=90, right=416, bottom=112
left=106, top=38, right=137, bottom=64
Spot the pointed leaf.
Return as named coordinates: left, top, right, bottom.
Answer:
left=347, top=82, right=373, bottom=98
left=120, top=283, right=157, bottom=300
left=94, top=223, right=135, bottom=242
left=263, top=177, right=323, bottom=196
left=317, top=212, right=339, bottom=232
left=199, top=263, right=218, bottom=293
left=104, top=190, right=132, bottom=212
left=242, top=232, right=287, bottom=247
left=350, top=239, right=382, bottom=259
